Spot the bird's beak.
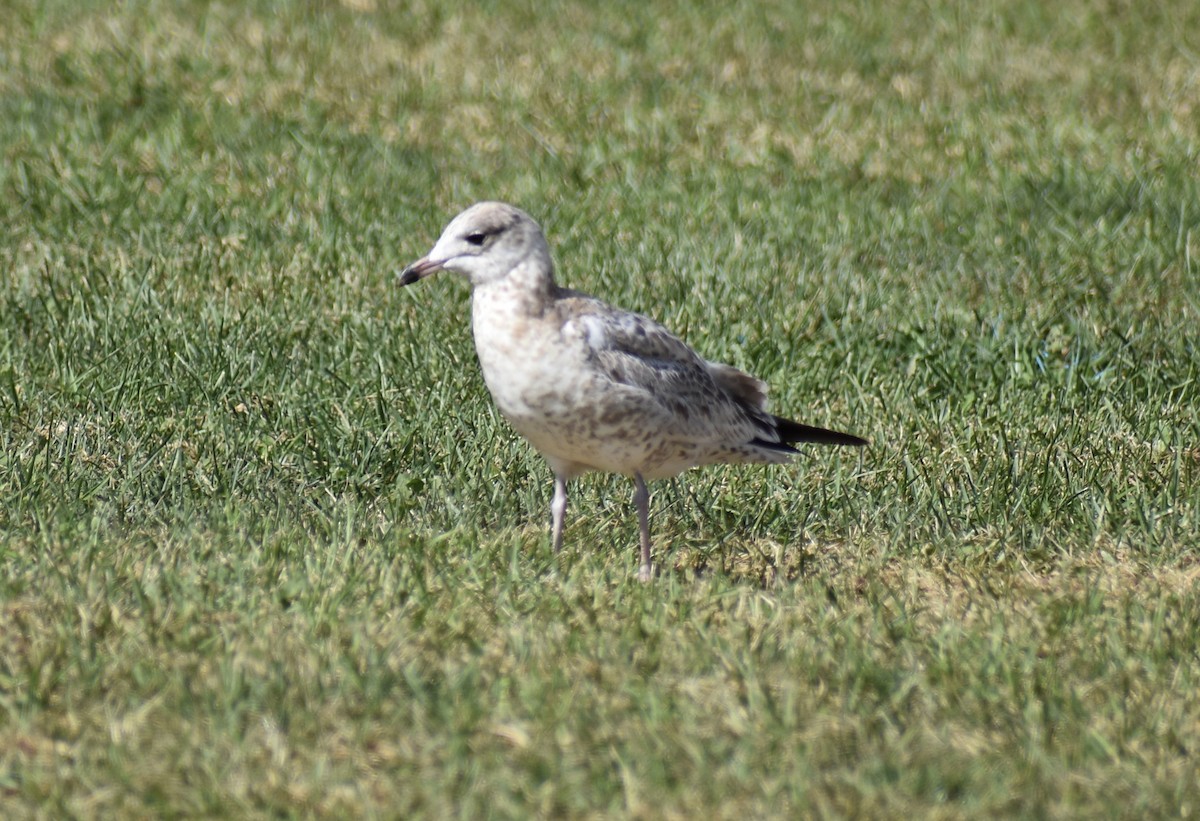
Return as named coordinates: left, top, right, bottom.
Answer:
left=397, top=256, right=444, bottom=286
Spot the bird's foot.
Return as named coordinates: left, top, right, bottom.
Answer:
left=637, top=562, right=654, bottom=583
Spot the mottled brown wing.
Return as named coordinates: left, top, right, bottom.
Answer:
left=555, top=294, right=776, bottom=445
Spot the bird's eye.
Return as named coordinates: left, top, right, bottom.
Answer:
left=466, top=232, right=487, bottom=246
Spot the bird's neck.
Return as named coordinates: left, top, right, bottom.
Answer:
left=474, top=260, right=558, bottom=317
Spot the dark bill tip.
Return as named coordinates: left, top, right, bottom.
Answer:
left=397, top=257, right=443, bottom=286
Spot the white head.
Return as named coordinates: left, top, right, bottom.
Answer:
left=398, top=202, right=554, bottom=290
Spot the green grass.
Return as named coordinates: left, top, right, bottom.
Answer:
left=2, top=0, right=1199, bottom=816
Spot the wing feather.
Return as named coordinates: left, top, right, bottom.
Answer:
left=554, top=294, right=775, bottom=445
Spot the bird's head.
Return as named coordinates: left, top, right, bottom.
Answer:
left=398, top=201, right=554, bottom=290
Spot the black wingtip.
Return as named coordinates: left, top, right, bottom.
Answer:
left=774, top=416, right=869, bottom=448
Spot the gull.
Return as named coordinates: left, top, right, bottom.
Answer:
left=398, top=202, right=867, bottom=580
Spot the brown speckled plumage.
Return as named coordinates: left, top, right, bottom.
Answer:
left=398, top=202, right=867, bottom=580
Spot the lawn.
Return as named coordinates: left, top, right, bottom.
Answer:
left=2, top=0, right=1199, bottom=817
